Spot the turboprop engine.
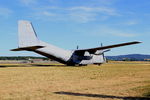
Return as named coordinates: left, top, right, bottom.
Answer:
left=94, top=49, right=110, bottom=55
left=84, top=51, right=92, bottom=60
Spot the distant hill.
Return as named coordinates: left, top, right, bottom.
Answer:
left=106, top=54, right=150, bottom=61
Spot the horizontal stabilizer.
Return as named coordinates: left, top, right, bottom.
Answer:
left=11, top=46, right=44, bottom=51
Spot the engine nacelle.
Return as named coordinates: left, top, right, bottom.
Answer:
left=95, top=50, right=103, bottom=55
left=95, top=49, right=110, bottom=55
left=83, top=51, right=92, bottom=60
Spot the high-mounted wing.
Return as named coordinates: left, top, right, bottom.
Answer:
left=74, top=41, right=141, bottom=55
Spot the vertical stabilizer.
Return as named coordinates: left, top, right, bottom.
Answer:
left=18, top=20, right=40, bottom=47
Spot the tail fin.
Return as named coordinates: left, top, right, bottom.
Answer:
left=18, top=20, right=40, bottom=47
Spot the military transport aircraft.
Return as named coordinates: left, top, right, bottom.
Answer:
left=11, top=20, right=141, bottom=66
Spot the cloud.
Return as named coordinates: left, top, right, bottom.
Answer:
left=19, top=0, right=38, bottom=6
left=18, top=0, right=120, bottom=23
left=67, top=6, right=119, bottom=23
left=111, top=33, right=137, bottom=37
left=69, top=12, right=96, bottom=23
left=0, top=7, right=13, bottom=18
left=42, top=11, right=56, bottom=17
left=123, top=20, right=139, bottom=26
left=90, top=26, right=138, bottom=37
left=30, top=6, right=119, bottom=23
left=69, top=6, right=119, bottom=16
left=107, top=28, right=138, bottom=37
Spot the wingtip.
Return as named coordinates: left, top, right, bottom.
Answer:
left=10, top=48, right=20, bottom=51
left=134, top=41, right=142, bottom=43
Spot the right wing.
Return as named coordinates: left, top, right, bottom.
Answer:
left=74, top=41, right=141, bottom=55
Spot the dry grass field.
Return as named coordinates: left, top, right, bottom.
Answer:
left=0, top=61, right=150, bottom=100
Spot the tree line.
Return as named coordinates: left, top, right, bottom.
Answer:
left=0, top=56, right=49, bottom=60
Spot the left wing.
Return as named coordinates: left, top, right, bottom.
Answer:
left=74, top=41, right=141, bottom=55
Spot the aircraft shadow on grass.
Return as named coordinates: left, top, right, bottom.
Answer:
left=54, top=91, right=150, bottom=100
left=0, top=64, right=68, bottom=68
left=31, top=64, right=66, bottom=67
left=0, top=66, right=7, bottom=68
left=31, top=64, right=84, bottom=67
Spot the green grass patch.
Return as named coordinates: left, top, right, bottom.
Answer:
left=142, top=85, right=150, bottom=97
left=131, top=85, right=150, bottom=97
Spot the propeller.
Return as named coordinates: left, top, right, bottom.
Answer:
left=76, top=45, right=79, bottom=50
left=101, top=43, right=103, bottom=47
left=101, top=43, right=107, bottom=62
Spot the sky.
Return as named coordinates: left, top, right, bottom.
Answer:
left=0, top=0, right=150, bottom=56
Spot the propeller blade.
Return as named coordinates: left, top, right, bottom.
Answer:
left=77, top=45, right=79, bottom=50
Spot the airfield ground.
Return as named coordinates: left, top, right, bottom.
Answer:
left=0, top=61, right=150, bottom=100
